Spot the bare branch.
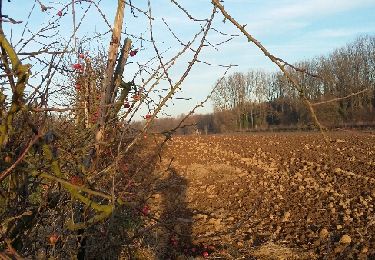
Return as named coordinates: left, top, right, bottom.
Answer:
left=211, top=0, right=328, bottom=141
left=312, top=88, right=371, bottom=106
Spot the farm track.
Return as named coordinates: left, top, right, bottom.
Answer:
left=149, top=131, right=374, bottom=259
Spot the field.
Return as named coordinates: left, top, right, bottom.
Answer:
left=146, top=131, right=375, bottom=259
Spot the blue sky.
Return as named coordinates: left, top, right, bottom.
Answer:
left=4, top=0, right=375, bottom=118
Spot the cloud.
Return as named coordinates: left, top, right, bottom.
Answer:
left=238, top=0, right=375, bottom=37
left=308, top=27, right=375, bottom=39
left=265, top=0, right=375, bottom=20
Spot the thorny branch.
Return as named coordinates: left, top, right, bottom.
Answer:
left=211, top=0, right=328, bottom=141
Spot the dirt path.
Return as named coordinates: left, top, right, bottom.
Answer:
left=146, top=131, right=374, bottom=259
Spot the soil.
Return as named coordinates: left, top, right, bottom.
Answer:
left=145, top=130, right=374, bottom=259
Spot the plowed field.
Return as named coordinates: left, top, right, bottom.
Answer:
left=149, top=131, right=374, bottom=259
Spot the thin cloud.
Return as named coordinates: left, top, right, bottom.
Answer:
left=309, top=27, right=374, bottom=39
left=265, top=0, right=375, bottom=20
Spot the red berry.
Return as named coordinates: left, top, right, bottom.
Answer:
left=125, top=180, right=133, bottom=189
left=70, top=175, right=84, bottom=186
left=120, top=163, right=129, bottom=173
left=57, top=10, right=62, bottom=17
left=145, top=114, right=152, bottom=119
left=202, top=251, right=209, bottom=258
left=141, top=205, right=150, bottom=215
left=91, top=113, right=99, bottom=123
left=75, top=84, right=81, bottom=90
left=72, top=63, right=83, bottom=70
left=79, top=53, right=84, bottom=59
left=124, top=102, right=130, bottom=108
left=49, top=233, right=59, bottom=245
left=130, top=49, right=138, bottom=57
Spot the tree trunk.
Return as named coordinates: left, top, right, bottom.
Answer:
left=96, top=0, right=126, bottom=144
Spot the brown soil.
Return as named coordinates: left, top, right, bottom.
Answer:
left=146, top=130, right=374, bottom=259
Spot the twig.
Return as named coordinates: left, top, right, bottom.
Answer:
left=0, top=132, right=41, bottom=183
left=170, top=0, right=208, bottom=22
left=312, top=88, right=370, bottom=106
left=211, top=0, right=328, bottom=141
left=17, top=50, right=66, bottom=56
left=37, top=172, right=113, bottom=201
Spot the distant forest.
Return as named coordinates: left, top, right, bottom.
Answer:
left=146, top=35, right=375, bottom=134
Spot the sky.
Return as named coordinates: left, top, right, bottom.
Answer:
left=4, top=0, right=375, bottom=118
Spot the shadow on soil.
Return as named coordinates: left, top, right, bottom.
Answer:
left=82, top=144, right=194, bottom=259
left=156, top=167, right=193, bottom=259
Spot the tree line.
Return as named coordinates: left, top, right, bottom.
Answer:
left=149, top=35, right=375, bottom=134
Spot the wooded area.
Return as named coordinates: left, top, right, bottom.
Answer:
left=150, top=35, right=375, bottom=134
